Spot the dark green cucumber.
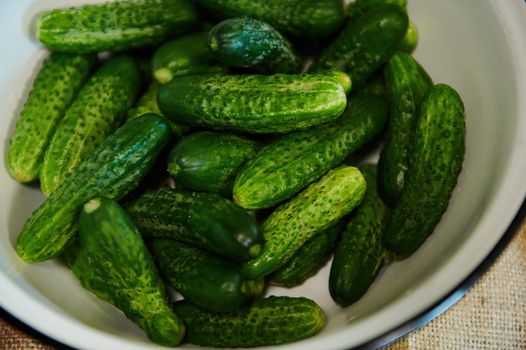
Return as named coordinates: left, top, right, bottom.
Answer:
left=7, top=53, right=96, bottom=183
left=149, top=239, right=264, bottom=313
left=378, top=52, right=433, bottom=205
left=398, top=21, right=418, bottom=53
left=270, top=223, right=342, bottom=287
left=37, top=0, right=198, bottom=53
left=40, top=55, right=142, bottom=197
left=208, top=17, right=300, bottom=74
left=384, top=84, right=465, bottom=259
left=124, top=187, right=262, bottom=262
left=167, top=131, right=261, bottom=195
left=152, top=31, right=225, bottom=84
left=16, top=115, right=171, bottom=263
left=233, top=93, right=387, bottom=209
left=360, top=72, right=387, bottom=98
left=72, top=198, right=185, bottom=346
left=348, top=0, right=407, bottom=18
left=193, top=0, right=345, bottom=38
left=157, top=73, right=347, bottom=134
left=311, top=4, right=408, bottom=87
left=329, top=164, right=390, bottom=307
left=174, top=296, right=325, bottom=347
left=242, top=166, right=366, bottom=279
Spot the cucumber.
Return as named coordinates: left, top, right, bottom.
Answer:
left=208, top=17, right=300, bottom=74
left=149, top=239, right=264, bottom=313
left=378, top=52, right=433, bottom=205
left=16, top=115, right=171, bottom=263
left=242, top=166, right=366, bottom=279
left=398, top=21, right=419, bottom=53
left=152, top=31, right=225, bottom=84
left=158, top=73, right=347, bottom=134
left=361, top=72, right=387, bottom=98
left=40, top=55, right=142, bottom=197
left=329, top=164, right=390, bottom=306
left=311, top=4, right=409, bottom=87
left=193, top=0, right=345, bottom=38
left=167, top=131, right=261, bottom=196
left=124, top=187, right=262, bottom=262
left=71, top=198, right=185, bottom=346
left=174, top=296, right=325, bottom=347
left=349, top=0, right=407, bottom=18
left=233, top=93, right=387, bottom=210
left=320, top=71, right=352, bottom=95
left=36, top=0, right=198, bottom=53
left=7, top=53, right=96, bottom=183
left=384, top=84, right=465, bottom=259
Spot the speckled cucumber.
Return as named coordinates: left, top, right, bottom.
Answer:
left=242, top=166, right=366, bottom=279
left=40, top=55, right=142, bottom=196
left=378, top=52, right=433, bottom=205
left=157, top=73, right=347, bottom=134
left=124, top=187, right=262, bottom=262
left=36, top=0, right=198, bottom=53
left=16, top=115, right=171, bottom=263
left=384, top=84, right=465, bottom=259
left=233, top=93, right=387, bottom=210
left=174, top=296, right=325, bottom=347
left=7, top=53, right=96, bottom=183
left=329, top=164, right=390, bottom=307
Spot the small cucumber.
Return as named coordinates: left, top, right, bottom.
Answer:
left=329, top=164, right=390, bottom=307
left=167, top=131, right=261, bottom=196
left=398, top=21, right=419, bottom=53
left=149, top=239, right=264, bottom=313
left=174, top=296, right=325, bottom=347
left=16, top=115, right=171, bottom=263
left=384, top=84, right=465, bottom=259
left=7, top=53, right=96, bottom=183
left=157, top=73, right=347, bottom=134
left=208, top=17, right=300, bottom=74
left=36, top=0, right=198, bottom=53
left=40, top=55, right=142, bottom=197
left=124, top=187, right=262, bottom=262
left=242, top=166, right=366, bottom=279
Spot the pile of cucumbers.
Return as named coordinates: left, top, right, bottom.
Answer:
left=8, top=0, right=465, bottom=347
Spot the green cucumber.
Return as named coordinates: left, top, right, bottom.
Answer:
left=36, top=0, right=198, bottom=53
left=398, top=21, right=419, bottom=53
left=40, top=55, right=142, bottom=197
left=384, top=84, right=465, bottom=259
left=7, top=53, right=96, bottom=183
left=320, top=71, right=352, bottom=94
left=242, top=166, right=366, bottom=279
left=124, top=187, right=262, bottom=262
left=16, top=115, right=171, bottom=263
left=167, top=131, right=261, bottom=196
left=361, top=72, right=387, bottom=98
left=158, top=73, right=347, bottom=134
left=208, top=17, right=300, bottom=74
left=233, top=93, right=387, bottom=209
left=329, top=164, right=390, bottom=306
left=174, top=296, right=325, bottom=347
left=152, top=31, right=225, bottom=84
left=349, top=0, right=407, bottom=18
left=378, top=52, right=433, bottom=205
left=149, top=239, right=264, bottom=313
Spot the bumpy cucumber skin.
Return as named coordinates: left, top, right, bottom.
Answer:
left=124, top=187, right=262, bottom=262
left=243, top=166, right=366, bottom=279
left=378, top=52, right=433, bottom=206
left=398, top=21, right=418, bottom=53
left=152, top=31, right=225, bottom=84
left=311, top=4, right=408, bottom=87
left=150, top=239, right=264, bottom=313
left=40, top=56, right=142, bottom=197
left=208, top=17, right=300, bottom=74
left=37, top=0, right=198, bottom=53
left=7, top=53, right=96, bottom=183
left=329, top=165, right=390, bottom=306
left=233, top=93, right=387, bottom=210
left=384, top=84, right=465, bottom=259
left=16, top=115, right=171, bottom=263
left=167, top=131, right=261, bottom=195
left=174, top=296, right=325, bottom=347
left=158, top=73, right=347, bottom=134
left=72, top=198, right=185, bottom=346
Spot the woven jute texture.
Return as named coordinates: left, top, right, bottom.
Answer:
left=1, top=222, right=525, bottom=350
